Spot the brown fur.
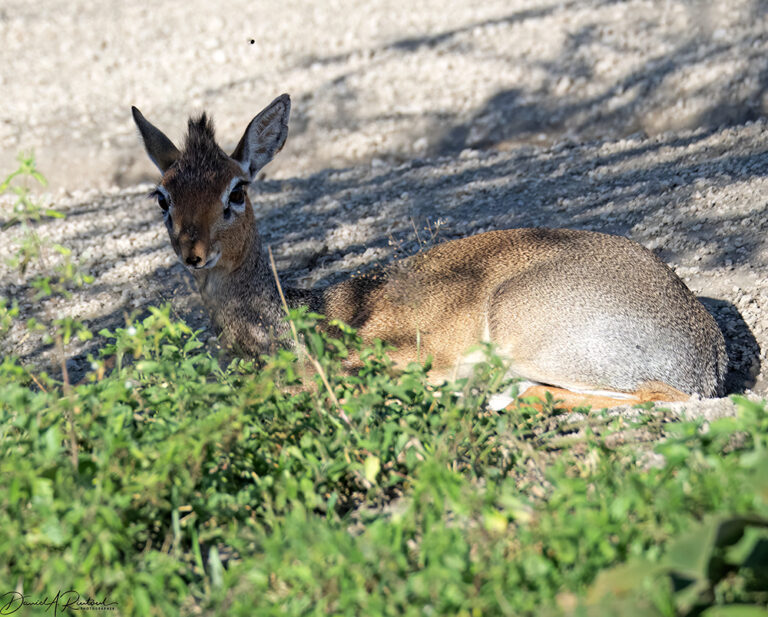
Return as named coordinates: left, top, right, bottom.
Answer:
left=132, top=95, right=728, bottom=404
left=517, top=381, right=690, bottom=412
left=157, top=115, right=253, bottom=270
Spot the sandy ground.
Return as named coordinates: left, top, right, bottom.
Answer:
left=1, top=0, right=767, bottom=416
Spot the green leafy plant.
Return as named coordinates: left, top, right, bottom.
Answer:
left=28, top=245, right=95, bottom=299
left=0, top=153, right=62, bottom=226
left=1, top=155, right=91, bottom=294
left=0, top=296, right=19, bottom=337
left=1, top=306, right=767, bottom=617
left=573, top=512, right=768, bottom=616
left=1, top=156, right=96, bottom=387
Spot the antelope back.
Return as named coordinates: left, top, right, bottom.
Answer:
left=323, top=228, right=726, bottom=396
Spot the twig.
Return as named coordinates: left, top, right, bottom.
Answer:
left=416, top=327, right=421, bottom=365
left=267, top=248, right=301, bottom=348
left=12, top=329, right=31, bottom=352
left=425, top=217, right=435, bottom=243
left=25, top=368, right=47, bottom=393
left=58, top=335, right=71, bottom=396
left=267, top=247, right=352, bottom=428
left=56, top=333, right=79, bottom=469
left=410, top=217, right=423, bottom=249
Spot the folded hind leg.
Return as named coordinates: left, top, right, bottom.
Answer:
left=518, top=384, right=640, bottom=411
left=490, top=380, right=690, bottom=412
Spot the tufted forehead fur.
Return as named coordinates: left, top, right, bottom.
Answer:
left=180, top=114, right=223, bottom=172
left=162, top=113, right=245, bottom=205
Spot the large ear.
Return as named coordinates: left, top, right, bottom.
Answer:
left=131, top=106, right=181, bottom=173
left=231, top=94, right=290, bottom=179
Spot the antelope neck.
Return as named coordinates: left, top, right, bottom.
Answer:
left=191, top=228, right=324, bottom=347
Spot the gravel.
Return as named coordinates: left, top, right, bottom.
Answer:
left=1, top=0, right=767, bottom=418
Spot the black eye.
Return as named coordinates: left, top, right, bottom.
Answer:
left=157, top=193, right=169, bottom=211
left=228, top=186, right=245, bottom=207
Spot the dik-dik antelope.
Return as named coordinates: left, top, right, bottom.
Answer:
left=131, top=94, right=727, bottom=409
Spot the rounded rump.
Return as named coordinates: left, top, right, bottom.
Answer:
left=482, top=229, right=727, bottom=397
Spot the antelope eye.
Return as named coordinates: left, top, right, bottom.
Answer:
left=157, top=193, right=169, bottom=211
left=229, top=186, right=245, bottom=207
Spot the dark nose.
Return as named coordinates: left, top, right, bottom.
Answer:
left=186, top=255, right=202, bottom=266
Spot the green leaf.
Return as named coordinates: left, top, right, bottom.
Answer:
left=707, top=416, right=741, bottom=437
left=77, top=328, right=93, bottom=342
left=136, top=360, right=161, bottom=373
left=483, top=510, right=507, bottom=534
left=363, top=455, right=380, bottom=484
left=725, top=526, right=768, bottom=565
left=663, top=517, right=719, bottom=581
left=700, top=607, right=768, bottom=617
left=655, top=442, right=692, bottom=466
left=183, top=338, right=203, bottom=353
left=714, top=516, right=768, bottom=548
left=41, top=519, right=66, bottom=546
left=208, top=545, right=224, bottom=589
left=586, top=559, right=661, bottom=603
left=733, top=395, right=768, bottom=423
